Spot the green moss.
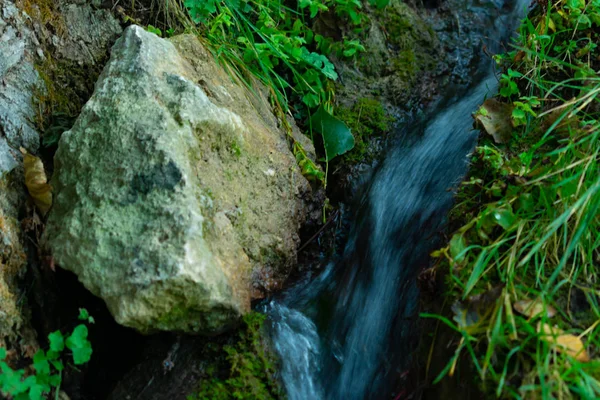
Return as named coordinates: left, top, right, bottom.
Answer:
left=335, top=97, right=394, bottom=163
left=17, top=0, right=64, bottom=32
left=187, top=312, right=284, bottom=400
left=33, top=57, right=105, bottom=147
left=375, top=1, right=438, bottom=85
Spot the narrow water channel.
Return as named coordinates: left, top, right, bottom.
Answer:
left=264, top=0, right=530, bottom=398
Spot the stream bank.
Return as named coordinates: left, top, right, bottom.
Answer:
left=418, top=0, right=600, bottom=397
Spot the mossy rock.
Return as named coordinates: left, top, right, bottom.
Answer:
left=335, top=97, right=394, bottom=164
left=187, top=312, right=285, bottom=400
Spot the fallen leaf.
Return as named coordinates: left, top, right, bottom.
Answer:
left=452, top=285, right=504, bottom=329
left=474, top=99, right=514, bottom=144
left=513, top=50, right=526, bottom=62
left=538, top=322, right=590, bottom=362
left=20, top=147, right=52, bottom=216
left=514, top=298, right=557, bottom=318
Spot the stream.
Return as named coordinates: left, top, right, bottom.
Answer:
left=264, top=0, right=530, bottom=398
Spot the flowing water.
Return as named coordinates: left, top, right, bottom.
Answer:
left=265, top=1, right=529, bottom=398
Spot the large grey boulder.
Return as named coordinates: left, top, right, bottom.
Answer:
left=44, top=26, right=312, bottom=334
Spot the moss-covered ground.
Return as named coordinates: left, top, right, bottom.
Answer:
left=187, top=312, right=284, bottom=400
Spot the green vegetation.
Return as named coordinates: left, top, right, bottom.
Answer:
left=181, top=0, right=380, bottom=110
left=187, top=312, right=283, bottom=400
left=426, top=0, right=600, bottom=397
left=0, top=310, right=93, bottom=400
left=173, top=0, right=396, bottom=178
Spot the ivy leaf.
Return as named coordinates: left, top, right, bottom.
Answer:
left=48, top=374, right=62, bottom=387
left=48, top=331, right=64, bottom=353
left=50, top=359, right=64, bottom=372
left=66, top=325, right=93, bottom=365
left=310, top=106, right=355, bottom=161
left=33, top=351, right=50, bottom=375
left=28, top=381, right=45, bottom=400
left=78, top=308, right=92, bottom=322
left=301, top=48, right=338, bottom=80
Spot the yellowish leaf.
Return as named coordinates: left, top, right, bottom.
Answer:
left=538, top=323, right=590, bottom=362
left=20, top=147, right=52, bottom=216
left=548, top=17, right=556, bottom=32
left=474, top=99, right=514, bottom=144
left=514, top=298, right=557, bottom=318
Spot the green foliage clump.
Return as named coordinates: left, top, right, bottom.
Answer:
left=0, top=310, right=94, bottom=400
left=426, top=0, right=600, bottom=397
left=335, top=97, right=393, bottom=163
left=188, top=312, right=283, bottom=400
left=183, top=0, right=370, bottom=110
left=179, top=0, right=393, bottom=171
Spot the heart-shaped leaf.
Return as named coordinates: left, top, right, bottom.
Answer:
left=310, top=106, right=355, bottom=161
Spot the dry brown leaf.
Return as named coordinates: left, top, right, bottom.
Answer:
left=474, top=99, right=514, bottom=144
left=20, top=147, right=52, bottom=216
left=514, top=298, right=557, bottom=318
left=538, top=322, right=590, bottom=362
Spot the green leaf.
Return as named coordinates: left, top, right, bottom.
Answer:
left=507, top=68, right=523, bottom=78
left=33, top=351, right=50, bottom=375
left=71, top=345, right=93, bottom=365
left=492, top=207, right=516, bottom=230
left=516, top=193, right=534, bottom=213
left=28, top=382, right=45, bottom=400
left=66, top=325, right=93, bottom=365
left=302, top=93, right=320, bottom=108
left=48, top=331, right=64, bottom=352
left=512, top=108, right=526, bottom=120
left=449, top=234, right=467, bottom=263
left=50, top=359, right=64, bottom=372
left=464, top=249, right=489, bottom=298
left=310, top=106, right=355, bottom=161
left=146, top=25, right=162, bottom=37
left=78, top=308, right=90, bottom=321
left=48, top=374, right=62, bottom=387
left=0, top=347, right=6, bottom=360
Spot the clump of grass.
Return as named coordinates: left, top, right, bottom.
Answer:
left=426, top=0, right=600, bottom=397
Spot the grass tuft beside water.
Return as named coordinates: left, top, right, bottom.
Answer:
left=426, top=0, right=600, bottom=397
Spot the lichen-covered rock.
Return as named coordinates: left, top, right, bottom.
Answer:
left=0, top=0, right=39, bottom=352
left=0, top=0, right=40, bottom=153
left=44, top=26, right=312, bottom=334
left=56, top=1, right=122, bottom=64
